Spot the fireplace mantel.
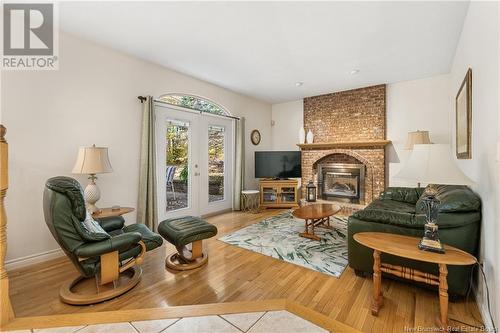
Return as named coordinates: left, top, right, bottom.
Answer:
left=297, top=140, right=391, bottom=150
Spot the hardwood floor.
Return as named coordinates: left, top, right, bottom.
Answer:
left=9, top=209, right=483, bottom=332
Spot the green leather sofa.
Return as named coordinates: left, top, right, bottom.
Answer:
left=348, top=185, right=481, bottom=297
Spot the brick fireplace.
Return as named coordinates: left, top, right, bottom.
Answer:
left=299, top=85, right=389, bottom=205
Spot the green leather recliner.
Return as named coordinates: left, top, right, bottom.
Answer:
left=43, top=176, right=163, bottom=304
left=348, top=185, right=481, bottom=297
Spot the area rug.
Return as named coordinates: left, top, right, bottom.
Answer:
left=218, top=211, right=348, bottom=278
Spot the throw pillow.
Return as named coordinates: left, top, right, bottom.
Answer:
left=75, top=210, right=111, bottom=242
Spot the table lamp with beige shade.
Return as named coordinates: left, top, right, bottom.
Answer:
left=403, top=130, right=432, bottom=187
left=395, top=144, right=473, bottom=253
left=404, top=130, right=431, bottom=150
left=72, top=145, right=113, bottom=213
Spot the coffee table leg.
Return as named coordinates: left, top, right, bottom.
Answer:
left=437, top=264, right=449, bottom=329
left=371, top=250, right=383, bottom=316
left=299, top=219, right=320, bottom=241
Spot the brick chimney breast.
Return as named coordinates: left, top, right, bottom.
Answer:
left=301, top=84, right=386, bottom=205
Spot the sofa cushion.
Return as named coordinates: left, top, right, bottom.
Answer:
left=379, top=187, right=424, bottom=204
left=418, top=211, right=481, bottom=228
left=416, top=184, right=481, bottom=213
left=353, top=209, right=420, bottom=228
left=362, top=199, right=416, bottom=214
left=352, top=200, right=421, bottom=228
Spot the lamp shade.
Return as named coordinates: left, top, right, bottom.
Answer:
left=394, top=144, right=473, bottom=185
left=72, top=145, right=113, bottom=175
left=404, top=130, right=431, bottom=150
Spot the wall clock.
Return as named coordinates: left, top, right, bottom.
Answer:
left=250, top=129, right=261, bottom=145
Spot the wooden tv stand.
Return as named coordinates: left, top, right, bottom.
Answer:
left=259, top=179, right=299, bottom=209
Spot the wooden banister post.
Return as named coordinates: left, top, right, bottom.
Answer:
left=0, top=125, right=15, bottom=325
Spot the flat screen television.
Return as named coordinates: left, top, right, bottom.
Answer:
left=255, top=151, right=301, bottom=179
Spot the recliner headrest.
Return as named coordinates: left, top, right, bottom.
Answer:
left=45, top=176, right=86, bottom=221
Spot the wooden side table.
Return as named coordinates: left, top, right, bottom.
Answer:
left=92, top=207, right=135, bottom=219
left=354, top=232, right=476, bottom=330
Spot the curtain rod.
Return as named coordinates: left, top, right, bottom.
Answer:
left=137, top=95, right=241, bottom=120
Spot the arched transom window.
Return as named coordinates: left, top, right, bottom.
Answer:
left=159, top=94, right=229, bottom=116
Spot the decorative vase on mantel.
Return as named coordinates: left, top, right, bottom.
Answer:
left=299, top=127, right=306, bottom=144
left=306, top=130, right=314, bottom=144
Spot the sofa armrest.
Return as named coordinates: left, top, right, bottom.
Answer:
left=74, top=232, right=142, bottom=258
left=96, top=216, right=126, bottom=232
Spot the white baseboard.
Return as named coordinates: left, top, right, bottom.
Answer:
left=474, top=279, right=496, bottom=331
left=477, top=298, right=495, bottom=331
left=5, top=248, right=64, bottom=271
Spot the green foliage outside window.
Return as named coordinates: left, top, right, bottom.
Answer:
left=162, top=95, right=226, bottom=190
left=159, top=94, right=227, bottom=116
left=179, top=165, right=188, bottom=183
left=166, top=123, right=188, bottom=166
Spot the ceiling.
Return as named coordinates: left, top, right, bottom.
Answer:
left=60, top=1, right=469, bottom=103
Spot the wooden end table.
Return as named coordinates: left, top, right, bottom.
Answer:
left=354, top=232, right=476, bottom=329
left=92, top=207, right=135, bottom=219
left=292, top=203, right=341, bottom=241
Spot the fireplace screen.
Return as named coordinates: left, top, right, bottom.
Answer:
left=317, top=163, right=365, bottom=204
left=324, top=172, right=358, bottom=198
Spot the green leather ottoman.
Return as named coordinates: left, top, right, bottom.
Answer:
left=158, top=216, right=217, bottom=270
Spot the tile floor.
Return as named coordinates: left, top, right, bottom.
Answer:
left=4, top=310, right=328, bottom=333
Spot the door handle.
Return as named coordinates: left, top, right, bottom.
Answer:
left=194, top=172, right=200, bottom=176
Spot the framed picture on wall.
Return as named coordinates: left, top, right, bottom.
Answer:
left=456, top=68, right=472, bottom=159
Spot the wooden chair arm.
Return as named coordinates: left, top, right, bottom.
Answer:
left=98, top=241, right=146, bottom=285
left=120, top=241, right=146, bottom=273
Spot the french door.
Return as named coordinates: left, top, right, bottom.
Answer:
left=155, top=103, right=234, bottom=221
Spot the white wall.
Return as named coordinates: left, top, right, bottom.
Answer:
left=270, top=59, right=498, bottom=325
left=386, top=74, right=452, bottom=186
left=270, top=77, right=453, bottom=188
left=271, top=100, right=303, bottom=151
left=449, top=1, right=499, bottom=327
left=1, top=32, right=272, bottom=264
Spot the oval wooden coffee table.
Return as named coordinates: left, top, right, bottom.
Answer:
left=354, top=232, right=476, bottom=330
left=292, top=203, right=341, bottom=241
